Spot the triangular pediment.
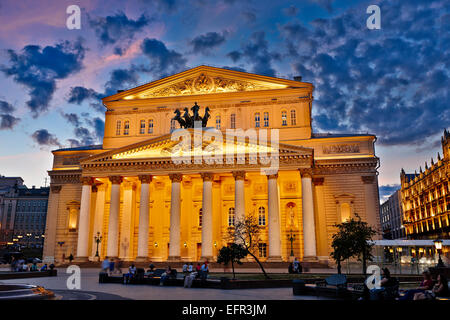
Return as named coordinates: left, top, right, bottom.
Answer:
left=103, top=66, right=309, bottom=101
left=82, top=129, right=313, bottom=164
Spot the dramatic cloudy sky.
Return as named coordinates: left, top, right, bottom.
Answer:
left=0, top=0, right=448, bottom=202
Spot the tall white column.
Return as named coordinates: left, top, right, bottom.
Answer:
left=233, top=171, right=246, bottom=222
left=136, top=175, right=152, bottom=261
left=201, top=173, right=213, bottom=261
left=120, top=181, right=136, bottom=261
left=106, top=176, right=122, bottom=258
left=168, top=173, right=182, bottom=261
left=91, top=183, right=106, bottom=260
left=76, top=177, right=93, bottom=261
left=267, top=173, right=282, bottom=261
left=301, top=169, right=317, bottom=260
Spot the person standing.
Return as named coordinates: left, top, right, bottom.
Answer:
left=182, top=263, right=188, bottom=274
left=101, top=257, right=110, bottom=274
left=109, top=258, right=115, bottom=276
left=187, top=263, right=193, bottom=273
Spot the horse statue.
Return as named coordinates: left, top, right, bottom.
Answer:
left=201, top=106, right=211, bottom=127
left=183, top=107, right=193, bottom=128
left=172, top=109, right=186, bottom=128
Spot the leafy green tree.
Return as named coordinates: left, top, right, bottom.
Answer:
left=330, top=214, right=377, bottom=275
left=217, top=243, right=247, bottom=279
left=227, top=215, right=270, bottom=279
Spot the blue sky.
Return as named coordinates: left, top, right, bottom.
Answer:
left=0, top=0, right=448, bottom=202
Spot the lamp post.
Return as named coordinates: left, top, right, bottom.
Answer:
left=287, top=229, right=295, bottom=257
left=94, top=232, right=102, bottom=260
left=433, top=239, right=445, bottom=268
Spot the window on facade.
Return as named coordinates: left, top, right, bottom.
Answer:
left=290, top=109, right=297, bottom=125
left=230, top=114, right=236, bottom=129
left=263, top=112, right=269, bottom=127
left=148, top=119, right=154, bottom=134
left=258, top=243, right=267, bottom=258
left=340, top=203, right=351, bottom=222
left=255, top=112, right=260, bottom=128
left=258, top=206, right=266, bottom=226
left=124, top=121, right=130, bottom=135
left=140, top=120, right=146, bottom=134
left=199, top=208, right=203, bottom=227
left=116, top=120, right=121, bottom=135
left=170, top=119, right=176, bottom=131
left=281, top=111, right=287, bottom=126
left=216, top=115, right=221, bottom=130
left=228, top=207, right=235, bottom=226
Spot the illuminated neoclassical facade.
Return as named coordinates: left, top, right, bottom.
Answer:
left=43, top=66, right=380, bottom=264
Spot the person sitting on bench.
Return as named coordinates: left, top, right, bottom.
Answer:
left=123, top=264, right=137, bottom=284
left=160, top=266, right=173, bottom=286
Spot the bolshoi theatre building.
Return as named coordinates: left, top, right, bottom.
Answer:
left=42, top=66, right=380, bottom=264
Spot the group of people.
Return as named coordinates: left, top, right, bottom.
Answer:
left=370, top=268, right=449, bottom=300
left=183, top=261, right=209, bottom=288
left=101, top=257, right=123, bottom=275
left=10, top=257, right=51, bottom=272
left=288, top=258, right=302, bottom=274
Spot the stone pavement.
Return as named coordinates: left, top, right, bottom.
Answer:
left=0, top=268, right=330, bottom=300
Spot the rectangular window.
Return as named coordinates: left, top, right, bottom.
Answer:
left=116, top=121, right=121, bottom=135
left=281, top=111, right=287, bottom=126
left=255, top=113, right=260, bottom=128
left=216, top=115, right=221, bottom=130
left=124, top=121, right=130, bottom=135
left=170, top=119, right=176, bottom=131
left=140, top=120, right=146, bottom=134
left=291, top=109, right=296, bottom=125
left=230, top=114, right=236, bottom=129
left=258, top=243, right=267, bottom=258
left=263, top=112, right=269, bottom=127
left=148, top=119, right=154, bottom=134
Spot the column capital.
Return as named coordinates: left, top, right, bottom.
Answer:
left=299, top=168, right=313, bottom=178
left=361, top=175, right=375, bottom=184
left=169, top=173, right=183, bottom=183
left=80, top=177, right=94, bottom=185
left=200, top=172, right=214, bottom=181
left=92, top=185, right=98, bottom=193
left=138, top=175, right=152, bottom=184
left=266, top=173, right=278, bottom=180
left=109, top=176, right=123, bottom=185
left=50, top=185, right=62, bottom=194
left=232, top=171, right=246, bottom=180
left=312, top=177, right=324, bottom=186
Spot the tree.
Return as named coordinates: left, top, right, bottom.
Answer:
left=217, top=243, right=247, bottom=279
left=227, top=215, right=270, bottom=279
left=330, top=214, right=377, bottom=275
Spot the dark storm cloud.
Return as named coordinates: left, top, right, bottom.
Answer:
left=309, top=0, right=335, bottom=13
left=89, top=11, right=151, bottom=55
left=227, top=31, right=278, bottom=77
left=0, top=114, right=20, bottom=130
left=61, top=113, right=81, bottom=127
left=0, top=100, right=14, bottom=114
left=1, top=40, right=85, bottom=117
left=67, top=86, right=104, bottom=113
left=189, top=31, right=228, bottom=55
left=139, top=38, right=187, bottom=78
left=280, top=0, right=450, bottom=147
left=31, top=129, right=61, bottom=147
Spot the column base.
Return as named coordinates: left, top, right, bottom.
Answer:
left=302, top=256, right=318, bottom=262
left=106, top=256, right=118, bottom=260
left=266, top=256, right=283, bottom=262
left=135, top=256, right=149, bottom=262
left=74, top=256, right=89, bottom=263
left=167, top=255, right=181, bottom=262
left=200, top=256, right=213, bottom=262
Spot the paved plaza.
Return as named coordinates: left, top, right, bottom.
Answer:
left=0, top=268, right=329, bottom=300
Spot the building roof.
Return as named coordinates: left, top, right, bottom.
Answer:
left=311, top=133, right=376, bottom=139
left=53, top=144, right=103, bottom=152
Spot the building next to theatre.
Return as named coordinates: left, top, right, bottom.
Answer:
left=42, top=66, right=380, bottom=264
left=401, top=129, right=450, bottom=240
left=0, top=176, right=49, bottom=248
left=380, top=190, right=405, bottom=240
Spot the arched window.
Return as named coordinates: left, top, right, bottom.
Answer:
left=148, top=119, right=154, bottom=134
left=263, top=112, right=269, bottom=127
left=228, top=207, right=235, bottom=226
left=140, top=120, right=146, bottom=134
left=124, top=121, right=130, bottom=135
left=258, top=206, right=266, bottom=226
left=216, top=115, right=221, bottom=130
left=230, top=114, right=236, bottom=129
left=281, top=111, right=287, bottom=126
left=290, top=109, right=296, bottom=125
left=340, top=203, right=351, bottom=222
left=199, top=208, right=203, bottom=227
left=255, top=112, right=260, bottom=128
left=116, top=120, right=121, bottom=135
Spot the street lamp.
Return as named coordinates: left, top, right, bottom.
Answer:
left=94, top=232, right=102, bottom=260
left=287, top=229, right=295, bottom=257
left=433, top=239, right=445, bottom=268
